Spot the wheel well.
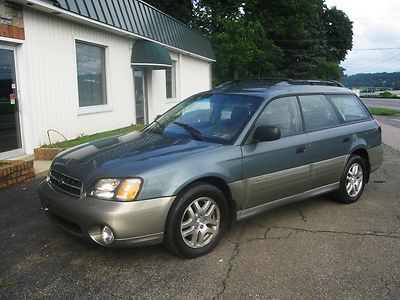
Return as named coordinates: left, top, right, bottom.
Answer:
left=351, top=148, right=370, bottom=182
left=178, top=177, right=236, bottom=226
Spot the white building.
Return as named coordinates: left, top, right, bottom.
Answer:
left=0, top=0, right=215, bottom=159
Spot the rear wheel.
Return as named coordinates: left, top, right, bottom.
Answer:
left=164, top=183, right=228, bottom=258
left=333, top=155, right=367, bottom=204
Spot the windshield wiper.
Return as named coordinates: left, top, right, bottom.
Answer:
left=173, top=121, right=204, bottom=141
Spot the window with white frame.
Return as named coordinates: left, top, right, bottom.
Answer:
left=166, top=61, right=176, bottom=99
left=76, top=41, right=107, bottom=107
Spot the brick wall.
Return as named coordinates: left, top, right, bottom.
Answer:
left=0, top=0, right=25, bottom=40
left=0, top=160, right=35, bottom=190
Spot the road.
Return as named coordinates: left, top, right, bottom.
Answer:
left=361, top=97, right=400, bottom=110
left=1, top=145, right=400, bottom=299
left=375, top=115, right=400, bottom=128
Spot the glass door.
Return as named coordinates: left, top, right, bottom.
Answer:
left=0, top=48, right=21, bottom=155
left=134, top=70, right=148, bottom=124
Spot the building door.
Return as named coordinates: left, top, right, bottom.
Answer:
left=134, top=69, right=148, bottom=124
left=0, top=48, right=21, bottom=157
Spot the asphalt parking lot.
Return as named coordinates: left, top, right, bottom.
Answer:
left=1, top=145, right=399, bottom=299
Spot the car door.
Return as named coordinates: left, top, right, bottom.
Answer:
left=298, top=94, right=350, bottom=190
left=241, top=96, right=311, bottom=209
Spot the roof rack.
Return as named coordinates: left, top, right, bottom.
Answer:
left=216, top=78, right=291, bottom=88
left=216, top=78, right=344, bottom=88
left=285, top=79, right=344, bottom=87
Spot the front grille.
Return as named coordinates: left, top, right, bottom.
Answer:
left=49, top=169, right=82, bottom=197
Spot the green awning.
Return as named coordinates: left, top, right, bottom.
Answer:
left=131, top=40, right=172, bottom=70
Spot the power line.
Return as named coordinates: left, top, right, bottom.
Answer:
left=352, top=47, right=400, bottom=51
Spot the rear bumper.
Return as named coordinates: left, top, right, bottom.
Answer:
left=368, top=144, right=383, bottom=173
left=38, top=179, right=175, bottom=247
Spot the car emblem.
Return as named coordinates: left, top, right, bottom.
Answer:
left=56, top=177, right=64, bottom=186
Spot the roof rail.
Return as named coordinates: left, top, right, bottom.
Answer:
left=215, top=78, right=292, bottom=88
left=215, top=78, right=344, bottom=88
left=285, top=79, right=344, bottom=87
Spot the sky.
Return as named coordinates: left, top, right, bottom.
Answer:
left=325, top=0, right=400, bottom=75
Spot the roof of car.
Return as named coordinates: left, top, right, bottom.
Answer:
left=212, top=79, right=354, bottom=99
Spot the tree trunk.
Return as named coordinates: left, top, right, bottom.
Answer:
left=234, top=69, right=239, bottom=81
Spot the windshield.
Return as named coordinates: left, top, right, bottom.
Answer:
left=144, top=94, right=263, bottom=144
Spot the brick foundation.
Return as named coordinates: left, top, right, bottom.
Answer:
left=0, top=160, right=35, bottom=190
left=34, top=148, right=66, bottom=160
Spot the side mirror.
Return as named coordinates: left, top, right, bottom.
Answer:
left=253, top=125, right=281, bottom=142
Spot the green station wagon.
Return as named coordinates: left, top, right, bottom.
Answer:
left=39, top=79, right=383, bottom=258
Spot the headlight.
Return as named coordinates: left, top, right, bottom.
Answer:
left=89, top=178, right=142, bottom=201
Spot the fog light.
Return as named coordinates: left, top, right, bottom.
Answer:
left=101, top=226, right=114, bottom=245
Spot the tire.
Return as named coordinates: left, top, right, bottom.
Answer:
left=163, top=183, right=229, bottom=258
left=333, top=155, right=367, bottom=204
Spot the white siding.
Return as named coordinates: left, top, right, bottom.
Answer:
left=15, top=8, right=212, bottom=154
left=147, top=52, right=212, bottom=122
left=18, top=8, right=135, bottom=153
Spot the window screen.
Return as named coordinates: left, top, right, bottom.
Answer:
left=299, top=95, right=339, bottom=131
left=76, top=41, right=106, bottom=107
left=330, top=95, right=370, bottom=123
left=256, top=96, right=302, bottom=138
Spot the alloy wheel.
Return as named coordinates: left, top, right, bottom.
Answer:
left=180, top=197, right=220, bottom=249
left=345, top=162, right=363, bottom=197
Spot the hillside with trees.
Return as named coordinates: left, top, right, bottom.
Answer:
left=146, top=0, right=353, bottom=85
left=342, top=72, right=400, bottom=89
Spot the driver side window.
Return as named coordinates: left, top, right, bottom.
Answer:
left=256, top=96, right=302, bottom=138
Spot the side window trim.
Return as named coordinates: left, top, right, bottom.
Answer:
left=325, top=94, right=372, bottom=125
left=296, top=95, right=306, bottom=132
left=324, top=95, right=346, bottom=124
left=252, top=95, right=304, bottom=139
left=297, top=94, right=341, bottom=133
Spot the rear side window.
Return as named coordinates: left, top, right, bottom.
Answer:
left=329, top=95, right=370, bottom=123
left=256, top=96, right=302, bottom=138
left=299, top=95, right=339, bottom=132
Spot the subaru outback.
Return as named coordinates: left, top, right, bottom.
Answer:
left=39, top=79, right=383, bottom=258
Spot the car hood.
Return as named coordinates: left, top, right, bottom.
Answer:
left=52, top=131, right=222, bottom=183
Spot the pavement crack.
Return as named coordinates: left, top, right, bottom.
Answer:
left=381, top=276, right=391, bottom=297
left=296, top=207, right=307, bottom=223
left=214, top=239, right=240, bottom=300
left=271, top=226, right=400, bottom=239
left=243, top=221, right=400, bottom=240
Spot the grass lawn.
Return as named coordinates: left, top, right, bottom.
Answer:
left=41, top=125, right=145, bottom=149
left=0, top=282, right=7, bottom=289
left=368, top=107, right=400, bottom=116
left=0, top=162, right=10, bottom=167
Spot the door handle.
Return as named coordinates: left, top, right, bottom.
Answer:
left=296, top=146, right=306, bottom=154
left=342, top=137, right=350, bottom=143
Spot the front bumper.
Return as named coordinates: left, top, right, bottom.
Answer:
left=38, top=179, right=175, bottom=247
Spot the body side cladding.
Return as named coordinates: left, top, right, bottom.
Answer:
left=236, top=182, right=339, bottom=221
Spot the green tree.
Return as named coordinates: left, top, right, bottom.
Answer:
left=147, top=0, right=353, bottom=83
left=193, top=0, right=284, bottom=83
left=145, top=0, right=193, bottom=24
left=324, top=7, right=353, bottom=62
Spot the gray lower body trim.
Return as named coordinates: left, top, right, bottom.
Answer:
left=113, top=232, right=164, bottom=247
left=368, top=144, right=383, bottom=173
left=236, top=182, right=339, bottom=221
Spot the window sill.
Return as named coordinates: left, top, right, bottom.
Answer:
left=78, top=105, right=113, bottom=116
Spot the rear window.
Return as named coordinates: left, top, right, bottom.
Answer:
left=299, top=95, right=340, bottom=132
left=329, top=95, right=370, bottom=123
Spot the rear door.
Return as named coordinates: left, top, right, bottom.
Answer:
left=241, top=96, right=311, bottom=209
left=298, top=94, right=350, bottom=189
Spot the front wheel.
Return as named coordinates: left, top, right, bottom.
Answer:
left=333, top=155, right=367, bottom=204
left=164, top=183, right=228, bottom=258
